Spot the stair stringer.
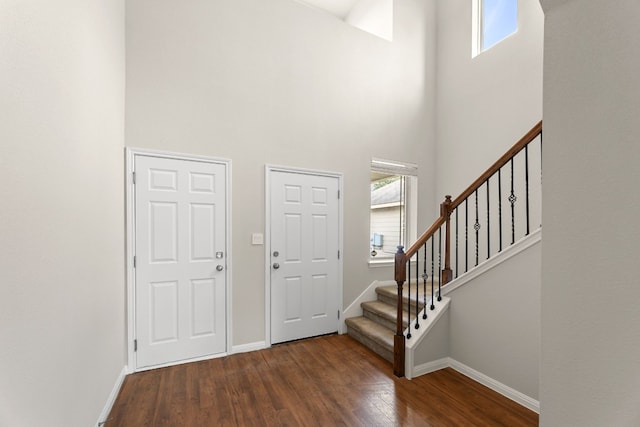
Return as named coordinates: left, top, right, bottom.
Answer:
left=342, top=279, right=396, bottom=333
left=404, top=296, right=451, bottom=380
left=402, top=229, right=542, bottom=413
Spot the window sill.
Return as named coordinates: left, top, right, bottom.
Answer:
left=368, top=258, right=418, bottom=268
left=368, top=258, right=394, bottom=268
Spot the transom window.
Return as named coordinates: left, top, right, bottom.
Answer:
left=473, top=0, right=518, bottom=56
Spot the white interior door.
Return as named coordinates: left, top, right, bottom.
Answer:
left=269, top=170, right=341, bottom=344
left=134, top=155, right=227, bottom=369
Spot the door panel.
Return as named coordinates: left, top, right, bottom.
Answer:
left=149, top=280, right=178, bottom=343
left=135, top=155, right=226, bottom=369
left=270, top=170, right=340, bottom=344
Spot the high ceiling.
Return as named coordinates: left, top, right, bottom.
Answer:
left=296, top=0, right=360, bottom=20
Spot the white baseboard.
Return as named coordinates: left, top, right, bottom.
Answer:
left=448, top=359, right=540, bottom=414
left=411, top=357, right=451, bottom=378
left=410, top=358, right=539, bottom=413
left=96, top=366, right=127, bottom=426
left=231, top=341, right=267, bottom=354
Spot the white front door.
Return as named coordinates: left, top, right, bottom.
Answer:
left=134, top=154, right=227, bottom=369
left=269, top=169, right=341, bottom=344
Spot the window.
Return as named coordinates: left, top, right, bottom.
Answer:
left=369, top=159, right=417, bottom=263
left=473, top=0, right=518, bottom=56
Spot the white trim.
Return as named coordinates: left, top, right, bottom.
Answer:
left=405, top=296, right=450, bottom=350
left=409, top=357, right=539, bottom=414
left=368, top=258, right=420, bottom=268
left=125, top=150, right=135, bottom=373
left=449, top=359, right=540, bottom=414
left=125, top=147, right=232, bottom=372
left=410, top=357, right=451, bottom=379
left=368, top=259, right=394, bottom=268
left=442, top=228, right=541, bottom=297
left=265, top=164, right=344, bottom=346
left=231, top=341, right=268, bottom=354
left=134, top=351, right=228, bottom=373
left=471, top=0, right=481, bottom=57
left=342, top=280, right=395, bottom=331
left=96, top=366, right=127, bottom=426
left=371, top=157, right=418, bottom=176
left=404, top=296, right=451, bottom=379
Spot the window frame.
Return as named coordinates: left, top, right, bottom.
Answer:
left=472, top=0, right=518, bottom=57
left=369, top=158, right=418, bottom=266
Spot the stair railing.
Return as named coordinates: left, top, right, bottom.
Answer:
left=393, top=121, right=543, bottom=377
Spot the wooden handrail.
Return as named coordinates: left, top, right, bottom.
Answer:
left=392, top=120, right=543, bottom=378
left=399, top=120, right=542, bottom=261
left=450, top=121, right=542, bottom=210
left=404, top=216, right=446, bottom=259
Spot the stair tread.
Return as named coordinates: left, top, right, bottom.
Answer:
left=345, top=316, right=394, bottom=351
left=346, top=282, right=442, bottom=363
left=361, top=300, right=410, bottom=326
left=377, top=282, right=440, bottom=303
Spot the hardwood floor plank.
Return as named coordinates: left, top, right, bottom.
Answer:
left=107, top=335, right=538, bottom=427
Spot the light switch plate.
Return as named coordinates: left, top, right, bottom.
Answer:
left=251, top=233, right=264, bottom=245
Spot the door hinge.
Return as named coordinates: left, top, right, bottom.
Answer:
left=132, top=171, right=136, bottom=184
left=338, top=250, right=340, bottom=259
left=134, top=339, right=137, bottom=352
left=133, top=256, right=136, bottom=268
left=338, top=310, right=340, bottom=319
left=338, top=190, right=340, bottom=199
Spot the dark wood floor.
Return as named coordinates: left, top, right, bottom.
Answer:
left=106, top=335, right=538, bottom=426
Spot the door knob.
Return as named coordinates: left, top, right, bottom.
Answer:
left=273, top=263, right=280, bottom=270
left=216, top=265, right=224, bottom=271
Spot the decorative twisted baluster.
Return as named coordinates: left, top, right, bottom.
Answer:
left=391, top=121, right=542, bottom=379
left=422, top=243, right=428, bottom=320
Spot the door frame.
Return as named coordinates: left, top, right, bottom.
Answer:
left=125, top=147, right=232, bottom=372
left=264, top=165, right=344, bottom=346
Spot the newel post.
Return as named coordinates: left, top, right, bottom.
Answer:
left=441, top=195, right=453, bottom=286
left=393, top=245, right=406, bottom=377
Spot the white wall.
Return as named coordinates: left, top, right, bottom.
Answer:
left=435, top=0, right=544, bottom=200
left=540, top=0, right=640, bottom=425
left=449, top=239, right=541, bottom=400
left=346, top=0, right=394, bottom=41
left=0, top=1, right=126, bottom=426
left=126, top=0, right=437, bottom=345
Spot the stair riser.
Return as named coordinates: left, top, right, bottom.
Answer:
left=346, top=326, right=394, bottom=363
left=377, top=293, right=426, bottom=313
left=363, top=309, right=403, bottom=331
left=346, top=283, right=435, bottom=364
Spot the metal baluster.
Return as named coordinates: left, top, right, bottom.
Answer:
left=406, top=258, right=411, bottom=339
left=415, top=250, right=420, bottom=330
left=525, top=144, right=530, bottom=236
left=422, top=243, right=427, bottom=320
left=455, top=207, right=459, bottom=278
left=465, top=199, right=469, bottom=273
left=474, top=189, right=480, bottom=266
left=486, top=178, right=490, bottom=260
left=510, top=158, right=516, bottom=245
left=540, top=134, right=543, bottom=228
left=438, top=227, right=442, bottom=301
left=430, top=236, right=435, bottom=310
left=498, top=168, right=503, bottom=252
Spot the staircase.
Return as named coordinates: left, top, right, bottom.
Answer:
left=345, top=282, right=435, bottom=362
left=348, top=122, right=543, bottom=373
